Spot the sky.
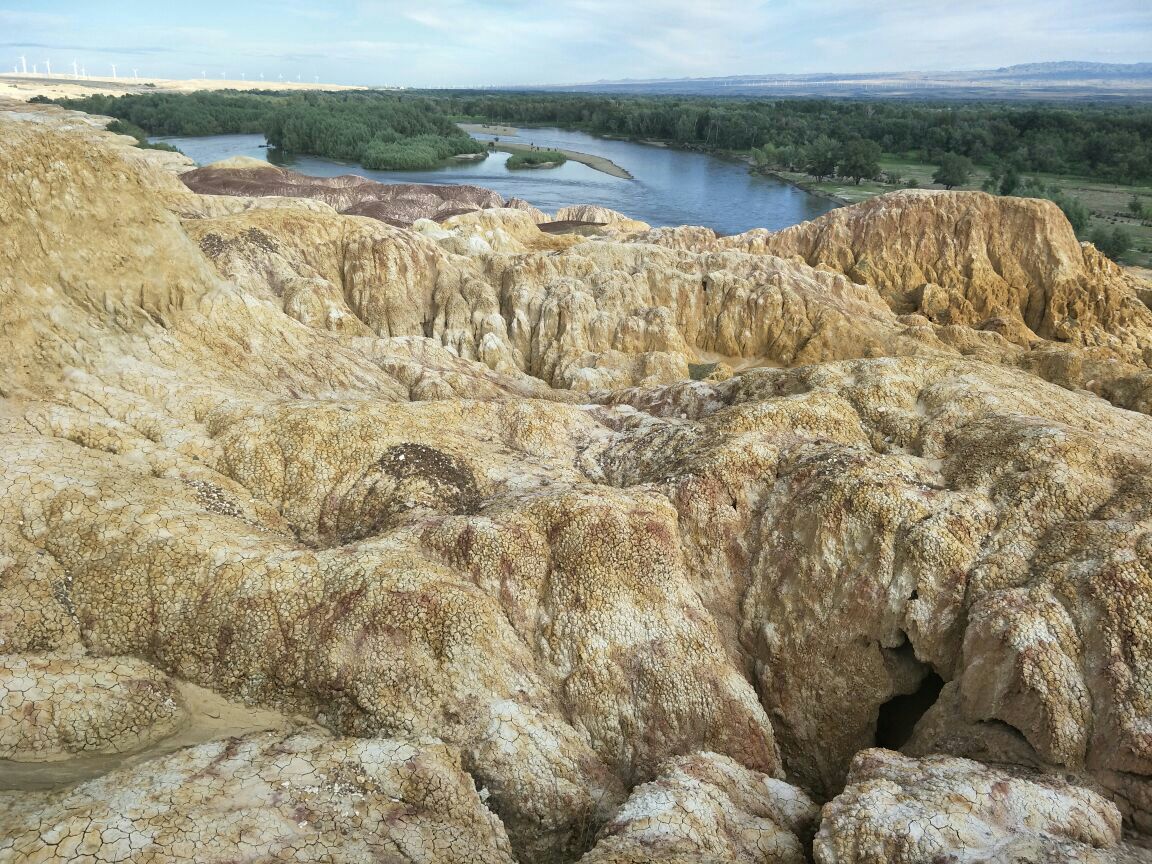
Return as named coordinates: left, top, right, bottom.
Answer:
left=1, top=0, right=1149, bottom=88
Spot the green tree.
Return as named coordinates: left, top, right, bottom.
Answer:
left=998, top=166, right=1020, bottom=196
left=1130, top=195, right=1147, bottom=219
left=837, top=139, right=882, bottom=185
left=1055, top=195, right=1090, bottom=234
left=932, top=153, right=973, bottom=190
left=752, top=144, right=779, bottom=168
left=981, top=166, right=1001, bottom=193
left=804, top=136, right=838, bottom=181
left=1089, top=226, right=1132, bottom=262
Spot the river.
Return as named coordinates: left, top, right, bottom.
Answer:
left=154, top=127, right=836, bottom=235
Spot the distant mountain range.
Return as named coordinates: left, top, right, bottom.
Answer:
left=511, top=62, right=1152, bottom=101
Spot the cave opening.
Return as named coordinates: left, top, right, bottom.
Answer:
left=875, top=670, right=945, bottom=751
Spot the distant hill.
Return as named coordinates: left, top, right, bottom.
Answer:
left=987, top=61, right=1152, bottom=78
left=511, top=61, right=1152, bottom=101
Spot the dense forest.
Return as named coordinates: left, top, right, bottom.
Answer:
left=49, top=90, right=1152, bottom=184
left=47, top=91, right=485, bottom=169
left=441, top=93, right=1152, bottom=184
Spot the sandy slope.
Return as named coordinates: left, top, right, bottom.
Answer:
left=0, top=73, right=365, bottom=102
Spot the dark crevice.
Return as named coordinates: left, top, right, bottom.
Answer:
left=875, top=671, right=945, bottom=750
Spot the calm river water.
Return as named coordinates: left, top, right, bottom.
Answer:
left=155, top=126, right=836, bottom=235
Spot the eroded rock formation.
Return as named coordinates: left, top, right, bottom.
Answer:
left=0, top=731, right=516, bottom=863
left=182, top=157, right=510, bottom=226
left=0, top=655, right=184, bottom=761
left=2, top=98, right=1152, bottom=862
left=814, top=749, right=1124, bottom=863
left=578, top=752, right=818, bottom=864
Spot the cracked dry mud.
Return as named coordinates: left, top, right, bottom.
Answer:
left=2, top=98, right=1152, bottom=862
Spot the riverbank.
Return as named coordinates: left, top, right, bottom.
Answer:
left=459, top=123, right=633, bottom=180
left=152, top=128, right=833, bottom=234
left=758, top=170, right=852, bottom=206
left=459, top=122, right=518, bottom=136
left=491, top=141, right=633, bottom=180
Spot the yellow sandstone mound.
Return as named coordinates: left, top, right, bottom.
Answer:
left=2, top=99, right=1152, bottom=862
left=814, top=749, right=1124, bottom=864
left=1, top=731, right=517, bottom=863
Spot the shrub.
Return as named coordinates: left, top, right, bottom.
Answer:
left=106, top=118, right=148, bottom=140
left=361, top=134, right=484, bottom=170
left=932, top=153, right=973, bottom=189
left=140, top=140, right=182, bottom=153
left=506, top=150, right=567, bottom=169
left=1089, top=225, right=1133, bottom=262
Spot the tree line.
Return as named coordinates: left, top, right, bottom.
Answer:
left=48, top=90, right=1152, bottom=184
left=438, top=92, right=1149, bottom=260
left=46, top=91, right=485, bottom=170
left=439, top=92, right=1152, bottom=184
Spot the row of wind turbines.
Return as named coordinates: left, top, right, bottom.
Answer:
left=11, top=55, right=321, bottom=84
left=11, top=55, right=134, bottom=81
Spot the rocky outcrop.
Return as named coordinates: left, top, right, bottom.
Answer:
left=3, top=100, right=1152, bottom=862
left=179, top=200, right=947, bottom=390
left=578, top=752, right=818, bottom=864
left=0, top=655, right=184, bottom=761
left=555, top=204, right=652, bottom=233
left=181, top=159, right=507, bottom=225
left=729, top=190, right=1152, bottom=358
left=0, top=731, right=517, bottom=863
left=814, top=749, right=1123, bottom=863
left=506, top=196, right=551, bottom=222
left=600, top=355, right=1152, bottom=802
left=633, top=193, right=1152, bottom=410
left=169, top=159, right=1152, bottom=408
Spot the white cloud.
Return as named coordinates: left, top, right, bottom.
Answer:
left=1, top=0, right=1148, bottom=86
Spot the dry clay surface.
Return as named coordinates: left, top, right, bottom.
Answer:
left=2, top=99, right=1152, bottom=862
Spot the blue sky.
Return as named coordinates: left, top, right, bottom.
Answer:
left=1, top=1, right=1149, bottom=87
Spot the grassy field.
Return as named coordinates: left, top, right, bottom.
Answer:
left=768, top=159, right=1152, bottom=268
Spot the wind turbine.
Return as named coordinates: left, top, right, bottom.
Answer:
left=31, top=63, right=37, bottom=75
left=111, top=63, right=117, bottom=79
left=72, top=59, right=79, bottom=79
left=132, top=68, right=138, bottom=81
left=44, top=59, right=51, bottom=78
left=19, top=55, right=26, bottom=74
